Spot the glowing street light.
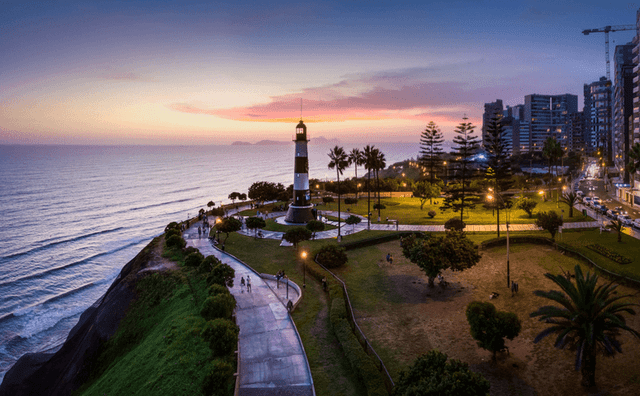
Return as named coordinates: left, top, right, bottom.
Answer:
left=487, top=191, right=511, bottom=288
left=301, top=250, right=307, bottom=288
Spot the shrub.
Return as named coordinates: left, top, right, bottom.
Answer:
left=201, top=318, right=239, bottom=356
left=322, top=196, right=335, bottom=203
left=165, top=234, right=186, bottom=249
left=164, top=222, right=181, bottom=232
left=202, top=359, right=235, bottom=396
left=466, top=301, right=521, bottom=360
left=184, top=251, right=204, bottom=267
left=373, top=203, right=386, bottom=210
left=199, top=255, right=222, bottom=273
left=427, top=210, right=436, bottom=218
left=206, top=263, right=235, bottom=287
left=444, top=217, right=466, bottom=231
left=344, top=197, right=358, bottom=205
left=316, top=245, right=348, bottom=268
left=201, top=294, right=236, bottom=321
left=183, top=246, right=199, bottom=255
left=208, top=284, right=229, bottom=296
left=165, top=228, right=181, bottom=239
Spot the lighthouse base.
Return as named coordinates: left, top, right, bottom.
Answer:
left=285, top=205, right=315, bottom=224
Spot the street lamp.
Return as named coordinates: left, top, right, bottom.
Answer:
left=487, top=190, right=511, bottom=288
left=301, top=251, right=307, bottom=288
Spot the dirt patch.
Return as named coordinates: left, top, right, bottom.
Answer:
left=138, top=236, right=179, bottom=274
left=353, top=242, right=640, bottom=396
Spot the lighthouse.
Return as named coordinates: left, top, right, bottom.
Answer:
left=285, top=120, right=314, bottom=223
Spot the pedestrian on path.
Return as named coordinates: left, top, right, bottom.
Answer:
left=287, top=300, right=294, bottom=312
left=198, top=226, right=202, bottom=238
left=247, top=275, right=252, bottom=292
left=386, top=253, right=391, bottom=263
left=389, top=254, right=393, bottom=265
left=241, top=276, right=245, bottom=288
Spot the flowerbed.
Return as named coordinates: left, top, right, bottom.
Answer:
left=586, top=244, right=633, bottom=264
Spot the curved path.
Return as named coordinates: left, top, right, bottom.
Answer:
left=185, top=227, right=315, bottom=396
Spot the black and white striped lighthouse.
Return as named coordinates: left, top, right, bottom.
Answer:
left=285, top=120, right=314, bottom=223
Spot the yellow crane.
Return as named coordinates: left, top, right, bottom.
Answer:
left=582, top=25, right=635, bottom=80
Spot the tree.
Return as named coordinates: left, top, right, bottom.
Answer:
left=228, top=192, right=242, bottom=205
left=245, top=216, right=266, bottom=238
left=444, top=217, right=466, bottom=231
left=363, top=145, right=376, bottom=229
left=373, top=148, right=387, bottom=221
left=542, top=137, right=563, bottom=177
left=413, top=181, right=441, bottom=209
left=283, top=227, right=312, bottom=251
left=402, top=231, right=481, bottom=288
left=201, top=293, right=236, bottom=321
left=441, top=117, right=481, bottom=222
left=206, top=262, right=235, bottom=288
left=201, top=318, right=239, bottom=357
left=626, top=142, right=640, bottom=175
left=517, top=197, right=538, bottom=218
left=535, top=211, right=563, bottom=240
left=395, top=350, right=490, bottom=396
left=315, top=245, right=348, bottom=268
left=466, top=301, right=522, bottom=361
left=560, top=191, right=578, bottom=218
left=305, top=220, right=325, bottom=239
left=207, top=201, right=216, bottom=211
left=348, top=148, right=366, bottom=199
left=530, top=265, right=640, bottom=387
left=345, top=214, right=361, bottom=232
left=239, top=193, right=247, bottom=202
left=215, top=217, right=242, bottom=244
left=483, top=111, right=513, bottom=238
left=419, top=121, right=444, bottom=185
left=328, top=146, right=350, bottom=238
left=607, top=218, right=624, bottom=243
left=247, top=181, right=285, bottom=206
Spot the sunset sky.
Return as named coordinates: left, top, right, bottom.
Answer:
left=0, top=0, right=637, bottom=145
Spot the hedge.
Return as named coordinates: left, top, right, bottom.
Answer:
left=586, top=244, right=633, bottom=264
left=330, top=298, right=388, bottom=396
left=340, top=231, right=423, bottom=251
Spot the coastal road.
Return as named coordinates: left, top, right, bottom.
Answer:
left=185, top=229, right=315, bottom=396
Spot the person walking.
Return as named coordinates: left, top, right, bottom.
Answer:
left=389, top=254, right=393, bottom=265
left=241, top=276, right=245, bottom=288
left=386, top=253, right=391, bottom=263
left=247, top=275, right=252, bottom=292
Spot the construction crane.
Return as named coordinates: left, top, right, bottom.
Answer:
left=582, top=25, right=635, bottom=80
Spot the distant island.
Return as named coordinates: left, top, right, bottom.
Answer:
left=231, top=136, right=339, bottom=145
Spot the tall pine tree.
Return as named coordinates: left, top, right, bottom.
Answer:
left=483, top=111, right=513, bottom=238
left=441, top=116, right=481, bottom=222
left=419, top=121, right=444, bottom=185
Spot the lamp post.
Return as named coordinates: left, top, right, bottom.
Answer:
left=443, top=161, right=447, bottom=185
left=487, top=190, right=510, bottom=288
left=301, top=251, right=307, bottom=288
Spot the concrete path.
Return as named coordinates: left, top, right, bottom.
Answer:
left=184, top=229, right=315, bottom=396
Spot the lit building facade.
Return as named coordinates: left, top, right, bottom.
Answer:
left=584, top=77, right=613, bottom=161
left=524, top=94, right=578, bottom=152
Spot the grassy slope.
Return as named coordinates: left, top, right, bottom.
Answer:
left=317, top=194, right=592, bottom=225
left=75, top=246, right=217, bottom=396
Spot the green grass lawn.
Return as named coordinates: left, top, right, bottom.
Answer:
left=260, top=218, right=337, bottom=232
left=316, top=194, right=592, bottom=225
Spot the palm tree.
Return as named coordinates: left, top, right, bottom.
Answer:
left=328, top=146, right=350, bottom=239
left=348, top=148, right=365, bottom=199
left=530, top=265, right=640, bottom=388
left=363, top=145, right=376, bottom=229
left=606, top=218, right=624, bottom=243
left=374, top=149, right=386, bottom=221
left=627, top=142, right=640, bottom=175
left=559, top=191, right=578, bottom=218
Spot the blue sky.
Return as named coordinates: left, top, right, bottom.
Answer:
left=0, top=0, right=637, bottom=144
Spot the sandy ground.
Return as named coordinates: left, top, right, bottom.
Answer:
left=138, top=236, right=180, bottom=274
left=353, top=243, right=640, bottom=396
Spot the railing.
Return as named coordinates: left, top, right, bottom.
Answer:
left=314, top=258, right=395, bottom=394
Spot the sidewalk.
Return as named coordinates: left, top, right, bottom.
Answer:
left=185, top=229, right=314, bottom=396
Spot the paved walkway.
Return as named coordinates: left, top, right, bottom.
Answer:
left=185, top=229, right=314, bottom=396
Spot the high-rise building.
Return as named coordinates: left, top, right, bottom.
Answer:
left=584, top=77, right=613, bottom=161
left=524, top=94, right=578, bottom=152
left=565, top=112, right=586, bottom=153
left=482, top=99, right=503, bottom=145
left=506, top=104, right=529, bottom=153
left=613, top=43, right=635, bottom=183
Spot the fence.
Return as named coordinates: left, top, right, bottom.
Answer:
left=314, top=259, right=395, bottom=394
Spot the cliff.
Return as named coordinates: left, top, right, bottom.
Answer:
left=0, top=238, right=161, bottom=396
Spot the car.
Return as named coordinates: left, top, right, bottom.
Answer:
left=583, top=197, right=592, bottom=205
left=597, top=204, right=608, bottom=214
left=592, top=197, right=601, bottom=205
left=618, top=214, right=633, bottom=226
left=633, top=219, right=640, bottom=229
left=607, top=209, right=620, bottom=219
left=576, top=190, right=584, bottom=197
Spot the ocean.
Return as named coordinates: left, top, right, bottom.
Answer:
left=0, top=142, right=418, bottom=383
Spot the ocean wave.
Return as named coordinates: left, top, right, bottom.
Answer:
left=0, top=239, right=144, bottom=287
left=162, top=186, right=202, bottom=196
left=1, top=227, right=126, bottom=261
left=41, top=282, right=96, bottom=305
